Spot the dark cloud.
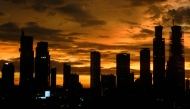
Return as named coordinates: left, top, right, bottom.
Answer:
left=3, top=0, right=26, bottom=4
left=49, top=43, right=73, bottom=50
left=22, top=22, right=67, bottom=41
left=32, top=0, right=64, bottom=5
left=48, top=41, right=155, bottom=64
left=127, top=0, right=167, bottom=6
left=141, top=29, right=154, bottom=34
left=23, top=22, right=79, bottom=42
left=162, top=6, right=190, bottom=25
left=66, top=49, right=90, bottom=55
left=0, top=22, right=80, bottom=43
left=56, top=3, right=106, bottom=27
left=4, top=0, right=64, bottom=5
left=119, top=19, right=140, bottom=25
left=144, top=5, right=164, bottom=20
left=183, top=26, right=190, bottom=31
left=0, top=12, right=5, bottom=16
left=30, top=4, right=48, bottom=12
left=97, top=35, right=110, bottom=38
left=0, top=22, right=20, bottom=33
left=0, top=22, right=20, bottom=42
left=131, top=28, right=154, bottom=39
left=62, top=32, right=88, bottom=37
left=4, top=0, right=64, bottom=12
left=47, top=11, right=56, bottom=16
left=73, top=41, right=154, bottom=53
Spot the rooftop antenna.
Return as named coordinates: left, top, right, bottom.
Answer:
left=21, top=29, right=24, bottom=36
left=172, top=10, right=175, bottom=26
left=172, top=15, right=174, bottom=26
left=158, top=21, right=161, bottom=26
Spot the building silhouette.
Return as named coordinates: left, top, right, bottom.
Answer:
left=69, top=74, right=82, bottom=90
left=51, top=66, right=56, bottom=90
left=19, top=30, right=34, bottom=89
left=35, top=41, right=50, bottom=90
left=140, top=48, right=152, bottom=93
left=1, top=62, right=14, bottom=90
left=153, top=25, right=165, bottom=94
left=90, top=51, right=101, bottom=90
left=116, top=53, right=130, bottom=91
left=101, top=74, right=116, bottom=96
left=166, top=25, right=185, bottom=96
left=63, top=63, right=71, bottom=89
left=186, top=79, right=189, bottom=93
left=130, top=72, right=135, bottom=92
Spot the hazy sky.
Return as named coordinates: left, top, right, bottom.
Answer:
left=0, top=0, right=190, bottom=77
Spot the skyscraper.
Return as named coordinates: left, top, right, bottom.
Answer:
left=63, top=63, right=71, bottom=89
left=153, top=25, right=165, bottom=94
left=19, top=30, right=34, bottom=89
left=101, top=74, right=116, bottom=95
left=1, top=62, right=14, bottom=89
left=186, top=79, right=189, bottom=93
left=166, top=25, right=185, bottom=95
left=90, top=51, right=101, bottom=90
left=35, top=41, right=50, bottom=90
left=69, top=74, right=82, bottom=90
left=140, top=48, right=152, bottom=92
left=116, top=53, right=130, bottom=90
left=51, top=66, right=56, bottom=89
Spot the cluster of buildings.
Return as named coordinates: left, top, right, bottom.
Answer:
left=91, top=25, right=186, bottom=97
left=0, top=23, right=189, bottom=108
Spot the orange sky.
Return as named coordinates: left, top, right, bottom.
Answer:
left=0, top=0, right=190, bottom=86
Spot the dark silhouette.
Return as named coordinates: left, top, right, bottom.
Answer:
left=35, top=41, right=50, bottom=91
left=19, top=30, right=34, bottom=90
left=51, top=66, right=56, bottom=90
left=153, top=25, right=165, bottom=94
left=0, top=24, right=189, bottom=108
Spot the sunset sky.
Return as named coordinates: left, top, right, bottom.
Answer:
left=0, top=0, right=190, bottom=88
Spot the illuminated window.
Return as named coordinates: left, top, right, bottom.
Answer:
left=41, top=56, right=46, bottom=59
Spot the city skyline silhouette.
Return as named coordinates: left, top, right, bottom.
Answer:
left=0, top=0, right=190, bottom=79
left=0, top=0, right=190, bottom=108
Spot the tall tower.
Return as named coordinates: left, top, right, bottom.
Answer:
left=90, top=51, right=101, bottom=90
left=35, top=41, right=50, bottom=90
left=51, top=66, right=56, bottom=90
left=153, top=25, right=165, bottom=94
left=116, top=53, right=130, bottom=90
left=19, top=30, right=34, bottom=89
left=166, top=25, right=185, bottom=96
left=63, top=63, right=71, bottom=89
left=1, top=62, right=14, bottom=90
left=101, top=74, right=116, bottom=96
left=140, top=48, right=152, bottom=92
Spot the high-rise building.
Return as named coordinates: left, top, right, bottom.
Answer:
left=166, top=25, right=185, bottom=95
left=116, top=53, right=130, bottom=90
left=130, top=72, right=135, bottom=92
left=63, top=63, right=71, bottom=88
left=63, top=64, right=82, bottom=90
left=101, top=74, right=116, bottom=96
left=1, top=62, right=14, bottom=89
left=153, top=25, right=165, bottom=93
left=19, top=30, right=34, bottom=89
left=101, top=74, right=116, bottom=90
left=51, top=66, right=56, bottom=89
left=35, top=41, right=50, bottom=90
left=186, top=79, right=189, bottom=92
left=69, top=74, right=82, bottom=89
left=140, top=48, right=152, bottom=92
left=90, top=51, right=101, bottom=90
